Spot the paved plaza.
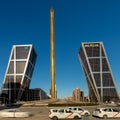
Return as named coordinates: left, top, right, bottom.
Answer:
left=0, top=105, right=119, bottom=120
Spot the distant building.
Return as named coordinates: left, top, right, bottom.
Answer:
left=72, top=88, right=84, bottom=102
left=67, top=96, right=73, bottom=101
left=80, top=91, right=84, bottom=102
left=26, top=88, right=50, bottom=101
left=78, top=42, right=120, bottom=102
left=1, top=45, right=37, bottom=103
left=84, top=96, right=90, bottom=102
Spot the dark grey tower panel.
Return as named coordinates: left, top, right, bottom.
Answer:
left=1, top=45, right=37, bottom=103
left=78, top=42, right=119, bottom=102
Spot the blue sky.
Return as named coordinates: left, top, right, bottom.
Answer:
left=0, top=0, right=120, bottom=98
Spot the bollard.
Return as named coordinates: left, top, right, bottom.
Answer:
left=83, top=113, right=89, bottom=120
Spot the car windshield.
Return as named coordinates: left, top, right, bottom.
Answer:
left=58, top=109, right=64, bottom=113
left=95, top=108, right=100, bottom=111
left=103, top=108, right=112, bottom=112
left=78, top=108, right=83, bottom=111
left=113, top=109, right=120, bottom=112
left=65, top=110, right=72, bottom=113
left=52, top=109, right=58, bottom=112
left=73, top=108, right=77, bottom=110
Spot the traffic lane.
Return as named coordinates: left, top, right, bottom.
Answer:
left=0, top=106, right=119, bottom=120
left=35, top=106, right=120, bottom=120
left=0, top=107, right=50, bottom=120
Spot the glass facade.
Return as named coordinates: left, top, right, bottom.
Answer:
left=78, top=42, right=119, bottom=102
left=1, top=45, right=37, bottom=103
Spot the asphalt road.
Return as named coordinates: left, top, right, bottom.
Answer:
left=0, top=106, right=119, bottom=120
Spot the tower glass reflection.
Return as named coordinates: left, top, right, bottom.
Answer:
left=1, top=45, right=37, bottom=103
left=78, top=42, right=119, bottom=102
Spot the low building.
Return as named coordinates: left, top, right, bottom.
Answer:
left=26, top=88, right=50, bottom=101
left=72, top=88, right=84, bottom=102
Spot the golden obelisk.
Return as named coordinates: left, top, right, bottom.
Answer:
left=50, top=8, right=56, bottom=99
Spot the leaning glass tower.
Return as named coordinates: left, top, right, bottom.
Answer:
left=78, top=42, right=119, bottom=102
left=1, top=45, right=37, bottom=103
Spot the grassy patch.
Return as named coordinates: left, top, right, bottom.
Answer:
left=48, top=102, right=99, bottom=107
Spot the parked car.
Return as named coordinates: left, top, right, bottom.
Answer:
left=92, top=107, right=120, bottom=119
left=68, top=107, right=90, bottom=116
left=0, top=109, right=32, bottom=118
left=49, top=108, right=81, bottom=120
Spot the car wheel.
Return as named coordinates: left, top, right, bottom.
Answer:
left=74, top=116, right=79, bottom=119
left=52, top=116, right=58, bottom=120
left=103, top=115, right=107, bottom=119
left=85, top=113, right=89, bottom=116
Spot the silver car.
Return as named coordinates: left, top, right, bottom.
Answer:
left=49, top=108, right=81, bottom=120
left=68, top=107, right=90, bottom=116
left=0, top=109, right=32, bottom=118
left=92, top=107, right=120, bottom=119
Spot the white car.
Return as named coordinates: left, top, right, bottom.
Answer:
left=49, top=108, right=81, bottom=120
left=92, top=107, right=120, bottom=119
left=0, top=109, right=32, bottom=118
left=68, top=107, right=90, bottom=116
